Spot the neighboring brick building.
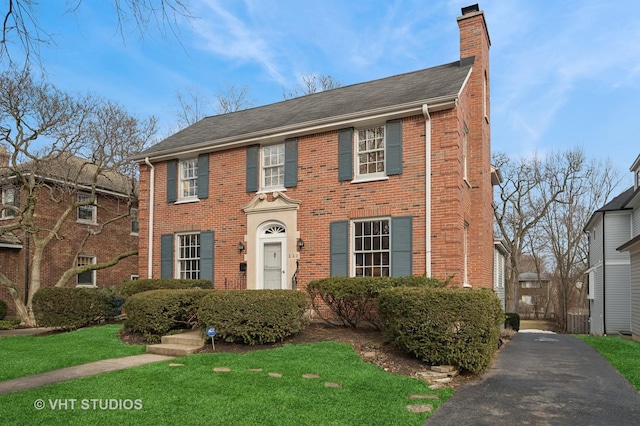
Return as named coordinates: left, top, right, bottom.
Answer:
left=0, top=149, right=139, bottom=319
left=133, top=5, right=496, bottom=292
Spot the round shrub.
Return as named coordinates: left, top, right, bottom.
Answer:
left=123, top=289, right=211, bottom=343
left=198, top=290, right=310, bottom=345
left=379, top=287, right=504, bottom=374
left=32, top=287, right=113, bottom=329
left=0, top=299, right=7, bottom=320
left=505, top=312, right=520, bottom=331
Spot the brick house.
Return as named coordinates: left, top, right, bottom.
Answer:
left=0, top=148, right=139, bottom=319
left=133, top=5, right=496, bottom=293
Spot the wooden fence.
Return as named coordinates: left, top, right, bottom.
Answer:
left=566, top=314, right=589, bottom=334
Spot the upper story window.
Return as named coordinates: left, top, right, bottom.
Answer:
left=130, top=207, right=139, bottom=235
left=1, top=186, right=18, bottom=219
left=262, top=143, right=285, bottom=190
left=180, top=158, right=198, bottom=200
left=636, top=169, right=640, bottom=190
left=353, top=218, right=390, bottom=277
left=77, top=255, right=96, bottom=286
left=77, top=192, right=97, bottom=224
left=356, top=126, right=385, bottom=179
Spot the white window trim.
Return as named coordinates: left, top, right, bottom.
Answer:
left=77, top=255, right=97, bottom=287
left=350, top=217, right=391, bottom=278
left=354, top=125, right=386, bottom=181
left=260, top=143, right=286, bottom=192
left=77, top=192, right=97, bottom=224
left=178, top=158, right=199, bottom=202
left=463, top=223, right=471, bottom=287
left=175, top=232, right=201, bottom=279
left=130, top=274, right=139, bottom=281
left=1, top=187, right=17, bottom=219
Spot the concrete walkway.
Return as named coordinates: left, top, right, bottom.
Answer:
left=426, top=332, right=640, bottom=426
left=0, top=354, right=174, bottom=395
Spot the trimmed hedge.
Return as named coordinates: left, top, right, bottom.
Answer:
left=121, top=279, right=213, bottom=298
left=32, top=287, right=114, bottom=329
left=505, top=312, right=520, bottom=331
left=306, top=276, right=450, bottom=328
left=198, top=290, right=310, bottom=345
left=0, top=299, right=6, bottom=320
left=123, top=289, right=210, bottom=343
left=378, top=287, right=504, bottom=374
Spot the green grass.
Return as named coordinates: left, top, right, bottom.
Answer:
left=577, top=335, right=640, bottom=390
left=0, top=325, right=145, bottom=381
left=0, top=341, right=452, bottom=425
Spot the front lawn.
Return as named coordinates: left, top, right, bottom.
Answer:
left=0, top=325, right=145, bottom=381
left=0, top=341, right=452, bottom=425
left=577, top=335, right=640, bottom=390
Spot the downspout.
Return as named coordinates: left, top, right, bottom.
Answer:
left=602, top=213, right=606, bottom=335
left=144, top=157, right=155, bottom=279
left=422, top=104, right=432, bottom=277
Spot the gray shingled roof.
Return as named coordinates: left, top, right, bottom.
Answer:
left=598, top=186, right=634, bottom=212
left=137, top=59, right=474, bottom=159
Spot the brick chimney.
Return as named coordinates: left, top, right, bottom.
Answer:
left=0, top=146, right=9, bottom=168
left=457, top=5, right=494, bottom=289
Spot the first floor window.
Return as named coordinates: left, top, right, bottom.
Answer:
left=262, top=143, right=284, bottom=189
left=77, top=255, right=96, bottom=286
left=77, top=192, right=96, bottom=223
left=177, top=233, right=200, bottom=279
left=356, top=126, right=385, bottom=177
left=353, top=219, right=390, bottom=277
left=1, top=186, right=18, bottom=218
left=180, top=158, right=198, bottom=200
left=130, top=208, right=139, bottom=234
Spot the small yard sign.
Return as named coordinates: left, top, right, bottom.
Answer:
left=206, top=327, right=216, bottom=350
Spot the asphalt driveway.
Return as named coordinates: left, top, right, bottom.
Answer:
left=426, top=332, right=640, bottom=426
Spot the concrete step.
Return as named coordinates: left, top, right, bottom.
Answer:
left=146, top=343, right=203, bottom=357
left=161, top=331, right=205, bottom=346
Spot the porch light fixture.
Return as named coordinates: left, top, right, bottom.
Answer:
left=237, top=242, right=245, bottom=252
left=297, top=238, right=304, bottom=249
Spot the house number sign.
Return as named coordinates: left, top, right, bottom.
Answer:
left=206, top=327, right=216, bottom=350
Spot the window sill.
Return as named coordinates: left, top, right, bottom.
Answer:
left=76, top=285, right=97, bottom=288
left=130, top=232, right=139, bottom=237
left=77, top=219, right=97, bottom=226
left=351, top=175, right=389, bottom=184
left=174, top=198, right=199, bottom=205
left=258, top=187, right=286, bottom=194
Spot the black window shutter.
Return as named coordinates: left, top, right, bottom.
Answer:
left=391, top=216, right=412, bottom=277
left=330, top=221, right=349, bottom=276
left=160, top=234, right=174, bottom=278
left=338, top=128, right=353, bottom=182
left=197, top=154, right=209, bottom=199
left=386, top=119, right=402, bottom=175
left=284, top=138, right=298, bottom=188
left=166, top=160, right=177, bottom=203
left=246, top=145, right=259, bottom=193
left=200, top=230, right=214, bottom=282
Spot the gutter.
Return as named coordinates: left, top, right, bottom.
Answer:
left=422, top=104, right=432, bottom=277
left=133, top=96, right=459, bottom=163
left=144, top=157, right=155, bottom=279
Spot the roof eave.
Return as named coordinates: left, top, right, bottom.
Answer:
left=134, top=94, right=460, bottom=163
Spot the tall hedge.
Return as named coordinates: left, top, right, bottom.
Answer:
left=32, top=287, right=114, bottom=329
left=198, top=290, right=309, bottom=345
left=123, top=289, right=210, bottom=343
left=121, top=279, right=213, bottom=298
left=378, top=287, right=504, bottom=374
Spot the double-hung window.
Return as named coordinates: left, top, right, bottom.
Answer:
left=262, top=143, right=285, bottom=190
left=177, top=233, right=200, bottom=279
left=353, top=219, right=390, bottom=277
left=180, top=158, right=198, bottom=200
left=77, top=192, right=96, bottom=224
left=1, top=187, right=18, bottom=218
left=77, top=255, right=96, bottom=286
left=355, top=126, right=385, bottom=179
left=130, top=208, right=139, bottom=235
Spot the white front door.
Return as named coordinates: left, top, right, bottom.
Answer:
left=263, top=242, right=283, bottom=289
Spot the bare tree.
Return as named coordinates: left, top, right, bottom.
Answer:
left=283, top=74, right=341, bottom=99
left=173, top=86, right=211, bottom=129
left=215, top=84, right=254, bottom=115
left=1, top=0, right=192, bottom=66
left=0, top=68, right=156, bottom=326
left=538, top=151, right=620, bottom=331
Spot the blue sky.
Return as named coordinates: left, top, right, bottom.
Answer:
left=26, top=0, right=640, bottom=187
